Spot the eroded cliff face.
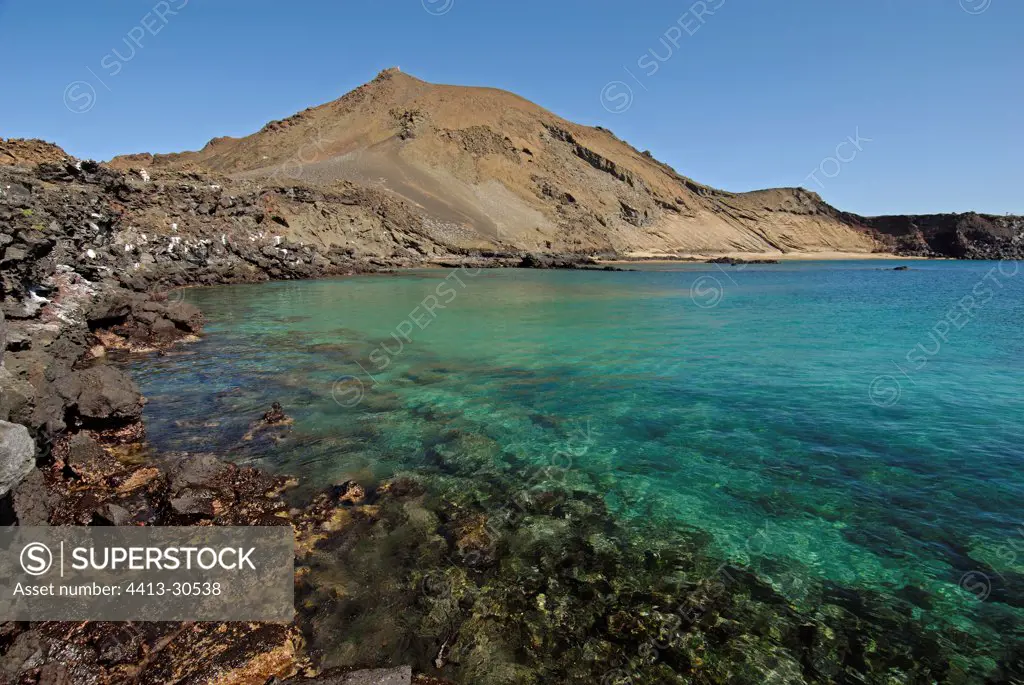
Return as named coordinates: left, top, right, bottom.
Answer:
left=862, top=212, right=1024, bottom=259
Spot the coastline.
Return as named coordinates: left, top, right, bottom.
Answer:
left=0, top=155, right=1015, bottom=683
left=600, top=250, right=937, bottom=263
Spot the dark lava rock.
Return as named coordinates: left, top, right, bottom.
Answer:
left=87, top=292, right=204, bottom=349
left=706, top=256, right=780, bottom=265
left=165, top=452, right=292, bottom=525
left=133, top=309, right=160, bottom=325
left=96, top=502, right=133, bottom=526
left=149, top=316, right=179, bottom=342
left=517, top=253, right=625, bottom=271
left=0, top=420, right=35, bottom=496
left=518, top=253, right=595, bottom=269
left=287, top=666, right=413, bottom=684
left=0, top=246, right=27, bottom=265
left=11, top=468, right=49, bottom=525
left=54, top=366, right=144, bottom=426
left=168, top=453, right=229, bottom=491
left=88, top=293, right=135, bottom=324
left=262, top=401, right=290, bottom=425
left=868, top=211, right=1024, bottom=259
left=164, top=300, right=204, bottom=331
left=63, top=432, right=122, bottom=483
left=4, top=329, right=31, bottom=352
left=5, top=621, right=307, bottom=684
left=48, top=462, right=168, bottom=527
left=0, top=366, right=34, bottom=423
left=169, top=486, right=218, bottom=519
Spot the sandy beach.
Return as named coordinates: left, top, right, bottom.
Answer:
left=601, top=250, right=937, bottom=263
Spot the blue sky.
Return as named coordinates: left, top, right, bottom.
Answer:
left=0, top=0, right=1020, bottom=216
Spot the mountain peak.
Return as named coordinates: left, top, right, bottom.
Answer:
left=105, top=73, right=885, bottom=257
left=370, top=66, right=424, bottom=85
left=0, top=138, right=72, bottom=166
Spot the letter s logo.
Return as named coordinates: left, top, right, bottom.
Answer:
left=600, top=81, right=634, bottom=114
left=63, top=81, right=97, bottom=114
left=21, top=543, right=53, bottom=576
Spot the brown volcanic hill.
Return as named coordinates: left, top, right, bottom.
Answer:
left=110, top=68, right=883, bottom=257
left=1, top=138, right=71, bottom=167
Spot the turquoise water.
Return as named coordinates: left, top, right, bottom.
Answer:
left=130, top=261, right=1024, bottom=681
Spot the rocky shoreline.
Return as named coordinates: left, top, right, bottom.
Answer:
left=0, top=148, right=474, bottom=682
left=0, top=287, right=460, bottom=681
left=862, top=211, right=1024, bottom=260
left=2, top=147, right=1022, bottom=683
left=0, top=143, right=639, bottom=682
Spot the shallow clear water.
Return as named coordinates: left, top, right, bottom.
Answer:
left=130, top=260, right=1024, bottom=673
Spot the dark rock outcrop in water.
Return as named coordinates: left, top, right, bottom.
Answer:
left=705, top=256, right=780, bottom=265
left=89, top=292, right=205, bottom=349
left=862, top=212, right=1024, bottom=259
left=263, top=401, right=290, bottom=425
left=54, top=366, right=144, bottom=428
left=516, top=253, right=627, bottom=270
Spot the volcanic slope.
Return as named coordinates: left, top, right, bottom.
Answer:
left=111, top=68, right=883, bottom=257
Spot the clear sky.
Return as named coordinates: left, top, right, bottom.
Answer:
left=1, top=0, right=1020, bottom=216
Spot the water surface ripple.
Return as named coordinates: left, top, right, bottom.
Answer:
left=129, top=261, right=1024, bottom=679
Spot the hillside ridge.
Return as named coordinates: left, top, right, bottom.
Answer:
left=106, top=68, right=884, bottom=257
left=8, top=68, right=1024, bottom=261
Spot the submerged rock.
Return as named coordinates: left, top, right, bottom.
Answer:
left=290, top=666, right=413, bottom=684
left=263, top=401, right=291, bottom=425
left=242, top=402, right=294, bottom=444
